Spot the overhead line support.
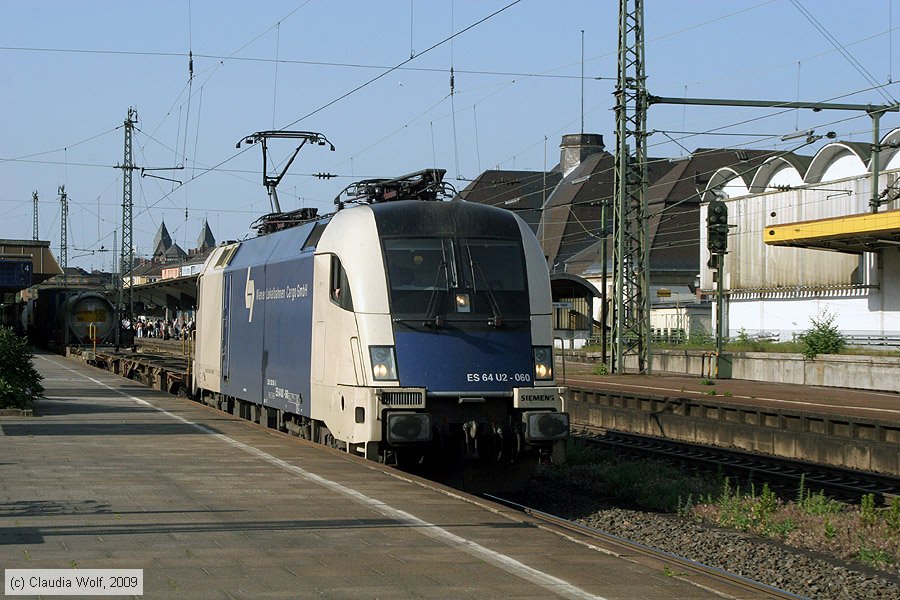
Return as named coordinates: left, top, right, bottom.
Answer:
left=115, top=107, right=137, bottom=348
left=648, top=96, right=899, bottom=212
left=32, top=191, right=39, bottom=240
left=612, top=0, right=651, bottom=374
left=59, top=185, right=69, bottom=346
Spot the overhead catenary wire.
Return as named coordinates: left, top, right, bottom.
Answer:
left=272, top=22, right=280, bottom=130
left=112, top=0, right=526, bottom=226
left=465, top=95, right=889, bottom=224
left=0, top=45, right=605, bottom=81
left=277, top=0, right=524, bottom=130
left=7, top=3, right=900, bottom=264
left=788, top=0, right=897, bottom=105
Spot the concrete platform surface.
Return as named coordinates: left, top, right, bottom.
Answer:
left=560, top=362, right=900, bottom=423
left=1, top=354, right=726, bottom=599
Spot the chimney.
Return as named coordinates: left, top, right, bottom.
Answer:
left=559, top=133, right=604, bottom=177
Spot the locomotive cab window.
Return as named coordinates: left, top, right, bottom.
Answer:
left=461, top=239, right=526, bottom=292
left=383, top=238, right=452, bottom=291
left=330, top=255, right=353, bottom=311
left=460, top=238, right=529, bottom=320
left=383, top=236, right=529, bottom=322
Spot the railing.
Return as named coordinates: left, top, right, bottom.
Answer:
left=183, top=330, right=195, bottom=393
left=700, top=351, right=718, bottom=379
left=554, top=337, right=567, bottom=383
left=844, top=334, right=900, bottom=348
left=651, top=328, right=687, bottom=344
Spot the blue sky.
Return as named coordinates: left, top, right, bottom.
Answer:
left=2, top=0, right=897, bottom=270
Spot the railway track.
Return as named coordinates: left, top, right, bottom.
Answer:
left=128, top=340, right=897, bottom=491
left=575, top=426, right=900, bottom=504
left=119, top=339, right=900, bottom=504
left=484, top=494, right=805, bottom=600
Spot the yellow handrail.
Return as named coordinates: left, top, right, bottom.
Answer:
left=701, top=351, right=718, bottom=379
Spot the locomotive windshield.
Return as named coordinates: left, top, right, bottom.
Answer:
left=383, top=237, right=529, bottom=323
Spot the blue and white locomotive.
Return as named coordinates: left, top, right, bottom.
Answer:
left=193, top=170, right=568, bottom=464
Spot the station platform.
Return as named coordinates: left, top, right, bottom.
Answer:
left=560, top=361, right=900, bottom=423
left=560, top=362, right=900, bottom=476
left=1, top=353, right=728, bottom=600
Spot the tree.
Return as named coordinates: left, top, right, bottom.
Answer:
left=798, top=310, right=846, bottom=359
left=0, top=327, right=43, bottom=409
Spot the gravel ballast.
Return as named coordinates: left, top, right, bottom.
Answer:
left=519, top=489, right=900, bottom=600
left=580, top=507, right=898, bottom=599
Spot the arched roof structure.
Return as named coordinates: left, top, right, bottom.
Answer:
left=881, top=127, right=900, bottom=171
left=748, top=154, right=812, bottom=192
left=706, top=166, right=753, bottom=199
left=549, top=273, right=601, bottom=298
left=805, top=142, right=870, bottom=183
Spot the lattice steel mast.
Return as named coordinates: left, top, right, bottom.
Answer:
left=116, top=107, right=137, bottom=342
left=611, top=0, right=651, bottom=373
left=32, top=191, right=39, bottom=240
left=58, top=186, right=68, bottom=281
left=59, top=185, right=69, bottom=345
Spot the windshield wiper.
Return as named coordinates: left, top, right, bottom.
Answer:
left=466, top=243, right=504, bottom=328
left=422, top=260, right=448, bottom=329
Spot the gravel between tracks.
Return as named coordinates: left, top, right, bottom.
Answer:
left=521, top=488, right=900, bottom=600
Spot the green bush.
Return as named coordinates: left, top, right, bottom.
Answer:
left=888, top=497, right=900, bottom=532
left=0, top=327, right=43, bottom=409
left=860, top=493, right=877, bottom=527
left=592, top=362, right=609, bottom=376
left=798, top=310, right=846, bottom=358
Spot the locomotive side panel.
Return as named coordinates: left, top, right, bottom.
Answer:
left=260, top=255, right=314, bottom=416
left=194, top=244, right=238, bottom=394
left=518, top=217, right=554, bottom=325
left=310, top=208, right=392, bottom=446
left=221, top=263, right=267, bottom=402
left=221, top=224, right=316, bottom=412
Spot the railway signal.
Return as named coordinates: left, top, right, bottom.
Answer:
left=706, top=198, right=729, bottom=254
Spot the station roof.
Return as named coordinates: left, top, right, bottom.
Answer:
left=764, top=209, right=900, bottom=254
left=129, top=274, right=198, bottom=309
left=0, top=239, right=62, bottom=289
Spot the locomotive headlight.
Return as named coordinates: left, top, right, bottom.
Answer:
left=533, top=346, right=553, bottom=380
left=523, top=411, right=569, bottom=442
left=369, top=345, right=398, bottom=381
left=455, top=293, right=471, bottom=313
left=386, top=412, right=432, bottom=444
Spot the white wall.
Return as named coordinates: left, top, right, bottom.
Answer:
left=765, top=165, right=803, bottom=190
left=727, top=294, right=900, bottom=340
left=706, top=166, right=900, bottom=341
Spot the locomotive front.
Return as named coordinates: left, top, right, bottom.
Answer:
left=193, top=169, right=568, bottom=466
left=367, top=200, right=568, bottom=463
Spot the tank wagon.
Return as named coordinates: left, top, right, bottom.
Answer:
left=29, top=289, right=116, bottom=349
left=193, top=170, right=568, bottom=464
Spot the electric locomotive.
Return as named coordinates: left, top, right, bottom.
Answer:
left=193, top=169, right=568, bottom=464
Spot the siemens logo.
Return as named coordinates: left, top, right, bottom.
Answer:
left=520, top=393, right=556, bottom=403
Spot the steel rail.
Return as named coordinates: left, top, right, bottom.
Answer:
left=483, top=494, right=805, bottom=600
left=575, top=425, right=900, bottom=503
